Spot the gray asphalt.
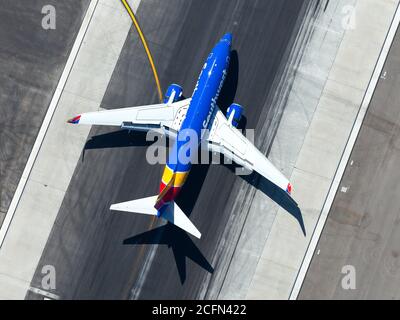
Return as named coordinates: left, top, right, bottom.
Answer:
left=299, top=26, right=400, bottom=300
left=27, top=0, right=310, bottom=299
left=0, top=0, right=90, bottom=225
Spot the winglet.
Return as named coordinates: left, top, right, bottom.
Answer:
left=286, top=183, right=292, bottom=195
left=67, top=115, right=81, bottom=124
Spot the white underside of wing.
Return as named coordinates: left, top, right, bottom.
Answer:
left=75, top=98, right=191, bottom=134
left=205, top=108, right=290, bottom=193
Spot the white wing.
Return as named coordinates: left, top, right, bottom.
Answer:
left=205, top=107, right=292, bottom=194
left=68, top=98, right=191, bottom=137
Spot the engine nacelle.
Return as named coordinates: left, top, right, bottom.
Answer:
left=164, top=84, right=183, bottom=104
left=226, top=103, right=243, bottom=127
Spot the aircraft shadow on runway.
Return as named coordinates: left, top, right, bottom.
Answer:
left=217, top=50, right=239, bottom=113
left=81, top=130, right=154, bottom=161
left=84, top=130, right=154, bottom=149
left=223, top=163, right=306, bottom=236
left=219, top=49, right=306, bottom=236
left=123, top=224, right=214, bottom=284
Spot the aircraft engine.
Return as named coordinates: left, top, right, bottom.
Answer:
left=226, top=103, right=243, bottom=127
left=164, top=84, right=183, bottom=104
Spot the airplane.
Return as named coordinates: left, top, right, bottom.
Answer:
left=67, top=33, right=292, bottom=239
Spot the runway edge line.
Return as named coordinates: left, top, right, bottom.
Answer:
left=289, top=1, right=400, bottom=300
left=0, top=0, right=99, bottom=248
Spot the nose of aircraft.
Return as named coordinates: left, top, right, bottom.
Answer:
left=221, top=33, right=232, bottom=45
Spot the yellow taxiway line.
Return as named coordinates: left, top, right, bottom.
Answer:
left=120, top=0, right=163, bottom=102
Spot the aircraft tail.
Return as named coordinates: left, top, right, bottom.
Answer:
left=110, top=196, right=201, bottom=239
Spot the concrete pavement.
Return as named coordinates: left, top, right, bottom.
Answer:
left=0, top=0, right=90, bottom=226
left=299, top=13, right=400, bottom=300
left=218, top=0, right=399, bottom=299
left=0, top=0, right=134, bottom=299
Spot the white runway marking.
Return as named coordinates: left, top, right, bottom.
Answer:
left=289, top=1, right=400, bottom=300
left=0, top=0, right=99, bottom=247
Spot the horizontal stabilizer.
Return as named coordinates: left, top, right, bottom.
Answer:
left=110, top=196, right=158, bottom=215
left=163, top=202, right=201, bottom=239
left=110, top=196, right=201, bottom=239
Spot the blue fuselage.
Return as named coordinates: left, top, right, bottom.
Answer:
left=157, top=33, right=232, bottom=210
left=170, top=33, right=231, bottom=172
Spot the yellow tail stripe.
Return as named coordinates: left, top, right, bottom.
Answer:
left=161, top=166, right=189, bottom=187
left=120, top=0, right=163, bottom=102
left=173, top=171, right=189, bottom=187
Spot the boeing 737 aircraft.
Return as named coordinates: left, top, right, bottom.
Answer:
left=68, top=33, right=292, bottom=239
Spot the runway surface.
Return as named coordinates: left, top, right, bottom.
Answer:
left=0, top=0, right=90, bottom=225
left=299, top=25, right=400, bottom=299
left=27, top=0, right=310, bottom=299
